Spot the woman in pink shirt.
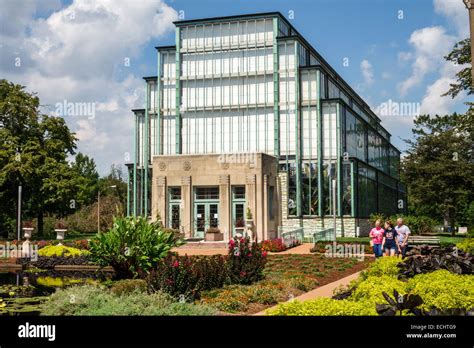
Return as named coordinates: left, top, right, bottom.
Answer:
left=369, top=219, right=384, bottom=258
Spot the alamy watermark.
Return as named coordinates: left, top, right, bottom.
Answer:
left=324, top=242, right=365, bottom=261
left=0, top=242, right=38, bottom=261
left=217, top=152, right=257, bottom=167
left=54, top=99, right=96, bottom=119
left=376, top=99, right=420, bottom=117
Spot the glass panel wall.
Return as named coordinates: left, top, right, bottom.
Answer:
left=357, top=163, right=377, bottom=217
left=342, top=162, right=352, bottom=216
left=301, top=161, right=318, bottom=215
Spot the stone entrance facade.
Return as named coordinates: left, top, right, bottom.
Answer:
left=152, top=153, right=280, bottom=242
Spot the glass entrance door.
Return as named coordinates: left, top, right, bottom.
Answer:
left=193, top=203, right=219, bottom=238
left=195, top=204, right=206, bottom=238
left=209, top=204, right=219, bottom=229
left=193, top=187, right=220, bottom=239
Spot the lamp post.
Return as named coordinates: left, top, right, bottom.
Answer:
left=17, top=185, right=22, bottom=240
left=463, top=0, right=474, bottom=87
left=97, top=185, right=117, bottom=233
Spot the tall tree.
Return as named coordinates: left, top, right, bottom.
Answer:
left=443, top=38, right=473, bottom=99
left=71, top=152, right=99, bottom=207
left=98, top=164, right=128, bottom=215
left=401, top=111, right=474, bottom=235
left=0, top=79, right=78, bottom=236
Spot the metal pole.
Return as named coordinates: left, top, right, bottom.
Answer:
left=332, top=178, right=337, bottom=242
left=17, top=185, right=22, bottom=240
left=467, top=1, right=474, bottom=87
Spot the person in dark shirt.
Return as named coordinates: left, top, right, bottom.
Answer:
left=382, top=220, right=398, bottom=256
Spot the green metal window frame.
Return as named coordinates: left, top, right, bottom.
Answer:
left=175, top=27, right=182, bottom=154
left=156, top=52, right=162, bottom=155
left=144, top=83, right=149, bottom=217
left=231, top=186, right=246, bottom=235
left=168, top=186, right=182, bottom=229
left=273, top=17, right=280, bottom=159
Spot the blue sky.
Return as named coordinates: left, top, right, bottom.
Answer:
left=0, top=0, right=471, bottom=174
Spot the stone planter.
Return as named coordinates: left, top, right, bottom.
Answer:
left=22, top=227, right=34, bottom=258
left=22, top=227, right=34, bottom=240
left=55, top=229, right=67, bottom=244
left=205, top=232, right=224, bottom=241
left=246, top=220, right=253, bottom=229
left=234, top=227, right=245, bottom=236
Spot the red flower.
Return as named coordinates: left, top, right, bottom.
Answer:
left=262, top=251, right=267, bottom=257
left=247, top=253, right=252, bottom=257
left=172, top=260, right=179, bottom=268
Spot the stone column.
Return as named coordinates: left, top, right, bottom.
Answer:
left=155, top=176, right=167, bottom=226
left=218, top=175, right=230, bottom=241
left=262, top=174, right=269, bottom=241
left=246, top=174, right=256, bottom=241
left=181, top=176, right=192, bottom=239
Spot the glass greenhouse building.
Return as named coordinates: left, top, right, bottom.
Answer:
left=126, top=12, right=406, bottom=241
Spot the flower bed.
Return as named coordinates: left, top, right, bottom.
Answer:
left=260, top=238, right=287, bottom=252
left=260, top=238, right=302, bottom=252
left=267, top=254, right=474, bottom=316
left=200, top=253, right=371, bottom=314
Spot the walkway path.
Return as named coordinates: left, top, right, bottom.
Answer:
left=253, top=270, right=362, bottom=316
left=173, top=242, right=376, bottom=257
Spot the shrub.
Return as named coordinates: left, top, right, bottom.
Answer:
left=456, top=238, right=474, bottom=254
left=110, top=279, right=147, bottom=296
left=201, top=283, right=281, bottom=313
left=38, top=245, right=90, bottom=258
left=260, top=238, right=287, bottom=252
left=283, top=276, right=318, bottom=292
left=361, top=257, right=401, bottom=279
left=406, top=270, right=474, bottom=311
left=40, top=285, right=216, bottom=316
left=389, top=215, right=437, bottom=235
left=369, top=213, right=386, bottom=227
left=350, top=275, right=407, bottom=303
left=398, top=245, right=473, bottom=277
left=89, top=216, right=183, bottom=279
left=227, top=236, right=267, bottom=285
left=267, top=297, right=377, bottom=316
left=201, top=287, right=249, bottom=313
left=147, top=254, right=228, bottom=300
left=30, top=255, right=92, bottom=269
left=69, top=239, right=90, bottom=250
left=35, top=276, right=83, bottom=288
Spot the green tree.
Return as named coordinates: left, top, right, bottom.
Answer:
left=401, top=111, right=474, bottom=235
left=71, top=152, right=99, bottom=207
left=443, top=38, right=473, bottom=99
left=0, top=80, right=78, bottom=237
left=98, top=164, right=128, bottom=215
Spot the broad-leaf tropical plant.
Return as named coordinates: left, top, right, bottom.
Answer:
left=90, top=216, right=183, bottom=279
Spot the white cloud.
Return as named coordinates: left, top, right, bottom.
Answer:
left=360, top=59, right=374, bottom=86
left=1, top=0, right=178, bottom=174
left=397, top=26, right=456, bottom=96
left=419, top=77, right=462, bottom=115
left=433, top=0, right=469, bottom=38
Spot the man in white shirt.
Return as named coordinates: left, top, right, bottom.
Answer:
left=395, top=218, right=410, bottom=258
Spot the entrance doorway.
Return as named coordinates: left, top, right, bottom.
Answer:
left=193, top=187, right=219, bottom=239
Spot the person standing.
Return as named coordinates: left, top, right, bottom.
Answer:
left=369, top=219, right=384, bottom=258
left=382, top=220, right=398, bottom=256
left=395, top=218, right=410, bottom=258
